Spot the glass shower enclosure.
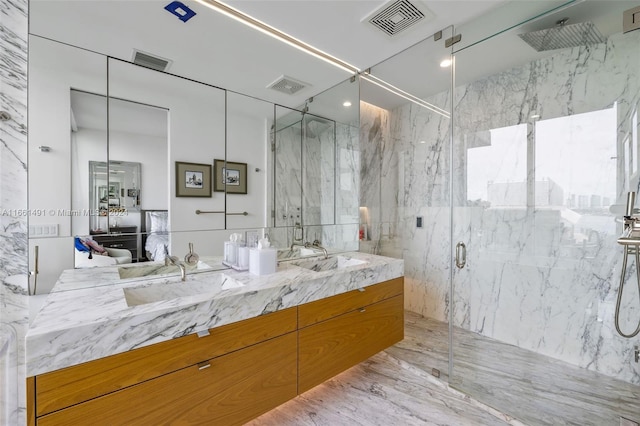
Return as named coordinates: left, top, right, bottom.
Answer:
left=450, top=1, right=640, bottom=423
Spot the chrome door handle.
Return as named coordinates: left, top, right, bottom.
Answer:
left=455, top=242, right=466, bottom=269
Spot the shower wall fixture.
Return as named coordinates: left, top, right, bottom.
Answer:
left=615, top=191, right=640, bottom=338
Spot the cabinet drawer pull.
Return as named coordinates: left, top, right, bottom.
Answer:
left=197, top=362, right=211, bottom=371
left=357, top=287, right=365, bottom=292
left=359, top=308, right=366, bottom=313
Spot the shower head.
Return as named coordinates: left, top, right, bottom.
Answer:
left=518, top=18, right=605, bottom=52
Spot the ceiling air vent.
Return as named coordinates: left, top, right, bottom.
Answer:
left=267, top=75, right=309, bottom=95
left=132, top=49, right=172, bottom=72
left=364, top=0, right=434, bottom=37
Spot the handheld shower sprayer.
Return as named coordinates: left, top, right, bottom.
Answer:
left=625, top=191, right=636, bottom=217
left=615, top=191, right=640, bottom=338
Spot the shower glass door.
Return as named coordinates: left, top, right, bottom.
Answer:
left=450, top=1, right=640, bottom=423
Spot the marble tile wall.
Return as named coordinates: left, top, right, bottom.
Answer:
left=362, top=31, right=640, bottom=385
left=1, top=0, right=30, bottom=423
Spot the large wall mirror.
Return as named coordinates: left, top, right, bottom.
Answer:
left=28, top=33, right=360, bottom=294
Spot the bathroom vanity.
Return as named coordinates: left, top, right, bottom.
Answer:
left=25, top=252, right=403, bottom=425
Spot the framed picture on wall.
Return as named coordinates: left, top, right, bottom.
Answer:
left=214, top=159, right=247, bottom=194
left=175, top=161, right=212, bottom=197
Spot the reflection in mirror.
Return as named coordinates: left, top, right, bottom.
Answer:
left=88, top=160, right=142, bottom=233
left=27, top=37, right=361, bottom=294
left=273, top=106, right=337, bottom=227
left=107, top=58, right=226, bottom=257
left=306, top=77, right=360, bottom=226
left=225, top=92, right=273, bottom=230
left=272, top=77, right=360, bottom=229
left=71, top=84, right=169, bottom=267
left=28, top=36, right=108, bottom=294
left=302, top=112, right=336, bottom=226
left=274, top=105, right=303, bottom=228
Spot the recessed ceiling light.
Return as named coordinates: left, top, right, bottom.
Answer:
left=420, top=140, right=426, bottom=144
left=531, top=114, right=540, bottom=119
left=440, top=58, right=452, bottom=68
left=343, top=101, right=352, bottom=107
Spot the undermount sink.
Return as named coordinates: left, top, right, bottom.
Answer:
left=118, top=261, right=212, bottom=279
left=123, top=273, right=244, bottom=307
left=290, top=255, right=368, bottom=272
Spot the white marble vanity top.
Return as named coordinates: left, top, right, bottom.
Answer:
left=26, top=252, right=403, bottom=376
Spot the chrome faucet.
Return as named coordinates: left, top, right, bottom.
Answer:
left=165, top=255, right=186, bottom=282
left=305, top=241, right=328, bottom=259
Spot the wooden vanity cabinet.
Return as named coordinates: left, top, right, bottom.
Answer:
left=37, top=332, right=298, bottom=426
left=28, top=276, right=404, bottom=425
left=298, top=277, right=404, bottom=393
left=31, top=307, right=297, bottom=424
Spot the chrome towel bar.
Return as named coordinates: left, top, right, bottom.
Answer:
left=195, top=210, right=248, bottom=216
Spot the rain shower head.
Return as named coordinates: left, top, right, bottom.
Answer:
left=518, top=18, right=605, bottom=52
left=291, top=116, right=332, bottom=138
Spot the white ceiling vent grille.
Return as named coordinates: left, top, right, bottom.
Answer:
left=267, top=75, right=309, bottom=95
left=132, top=49, right=172, bottom=72
left=364, top=0, right=434, bottom=37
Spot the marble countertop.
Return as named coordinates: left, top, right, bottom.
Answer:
left=26, top=252, right=403, bottom=376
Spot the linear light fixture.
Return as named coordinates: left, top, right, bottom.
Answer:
left=194, top=0, right=449, bottom=117
left=361, top=73, right=450, bottom=118
left=194, top=0, right=360, bottom=74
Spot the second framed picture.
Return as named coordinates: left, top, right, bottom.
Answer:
left=175, top=161, right=212, bottom=197
left=214, top=159, right=247, bottom=194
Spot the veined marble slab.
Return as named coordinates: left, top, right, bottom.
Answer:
left=26, top=252, right=403, bottom=376
left=50, top=256, right=227, bottom=292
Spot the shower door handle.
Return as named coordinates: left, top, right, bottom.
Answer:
left=455, top=242, right=466, bottom=269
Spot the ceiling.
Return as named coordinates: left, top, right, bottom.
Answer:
left=29, top=0, right=505, bottom=109
left=30, top=0, right=638, bottom=113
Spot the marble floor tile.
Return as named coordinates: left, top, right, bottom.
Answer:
left=251, top=311, right=639, bottom=426
left=249, top=350, right=516, bottom=426
left=390, top=313, right=640, bottom=426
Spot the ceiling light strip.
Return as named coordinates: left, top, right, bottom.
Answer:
left=194, top=0, right=360, bottom=74
left=361, top=75, right=449, bottom=118
left=363, top=74, right=449, bottom=116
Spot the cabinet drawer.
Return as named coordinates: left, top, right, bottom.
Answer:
left=298, top=277, right=403, bottom=328
left=299, top=294, right=404, bottom=393
left=38, top=332, right=298, bottom=426
left=35, top=307, right=297, bottom=416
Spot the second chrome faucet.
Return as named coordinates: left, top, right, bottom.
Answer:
left=165, top=255, right=186, bottom=281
